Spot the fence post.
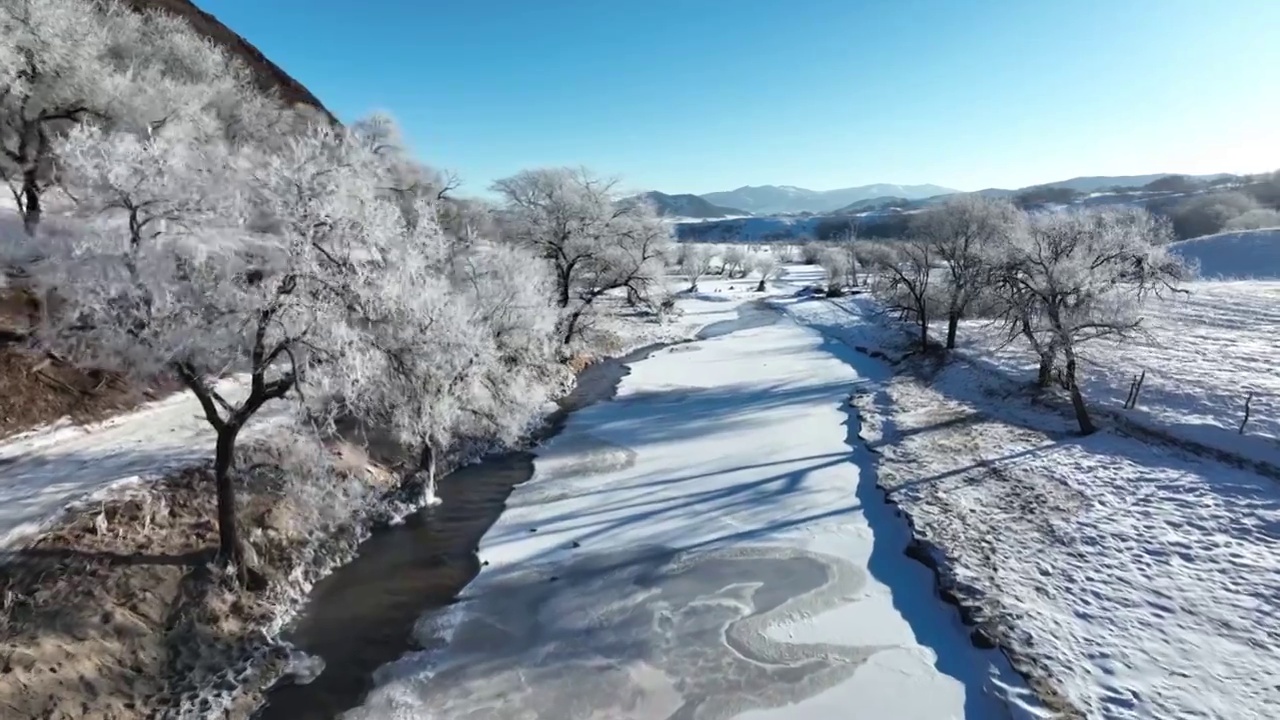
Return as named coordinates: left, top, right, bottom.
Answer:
left=1131, top=370, right=1146, bottom=409
left=1239, top=391, right=1255, bottom=435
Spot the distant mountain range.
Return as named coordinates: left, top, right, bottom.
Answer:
left=697, top=184, right=958, bottom=216
left=643, top=174, right=1242, bottom=218
left=638, top=191, right=748, bottom=219
left=1031, top=173, right=1235, bottom=194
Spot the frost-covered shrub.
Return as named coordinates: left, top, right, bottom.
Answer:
left=720, top=244, right=749, bottom=278
left=750, top=253, right=779, bottom=292
left=677, top=243, right=714, bottom=292
left=492, top=167, right=671, bottom=345
left=773, top=244, right=799, bottom=263
left=1223, top=208, right=1280, bottom=232
left=799, top=241, right=824, bottom=264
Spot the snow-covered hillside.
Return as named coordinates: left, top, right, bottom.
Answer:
left=675, top=215, right=825, bottom=242
left=1171, top=228, right=1280, bottom=280
left=699, top=184, right=957, bottom=216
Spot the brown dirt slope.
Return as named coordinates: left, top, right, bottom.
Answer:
left=0, top=441, right=395, bottom=720
left=0, top=291, right=179, bottom=439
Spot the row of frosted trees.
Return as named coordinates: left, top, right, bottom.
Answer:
left=817, top=196, right=1191, bottom=435
left=0, top=0, right=674, bottom=569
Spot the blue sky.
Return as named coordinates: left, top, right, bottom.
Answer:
left=202, top=0, right=1278, bottom=196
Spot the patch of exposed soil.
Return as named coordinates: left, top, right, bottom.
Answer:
left=0, top=438, right=396, bottom=720
left=0, top=288, right=182, bottom=439
left=0, top=345, right=183, bottom=440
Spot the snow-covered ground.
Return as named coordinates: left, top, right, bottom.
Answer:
left=929, top=279, right=1280, bottom=469
left=0, top=375, right=290, bottom=550
left=1171, top=228, right=1280, bottom=281
left=782, top=286, right=1280, bottom=720
left=345, top=280, right=1038, bottom=719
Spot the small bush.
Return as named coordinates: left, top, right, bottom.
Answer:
left=1223, top=208, right=1280, bottom=232
left=799, top=242, right=824, bottom=264
left=1170, top=192, right=1260, bottom=239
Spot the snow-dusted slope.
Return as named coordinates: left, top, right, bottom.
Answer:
left=1171, top=228, right=1280, bottom=280
left=0, top=376, right=287, bottom=549
left=347, top=289, right=1035, bottom=719
left=783, top=291, right=1280, bottom=720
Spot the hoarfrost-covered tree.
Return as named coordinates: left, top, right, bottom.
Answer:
left=38, top=121, right=398, bottom=569
left=491, top=166, right=620, bottom=308
left=678, top=243, right=715, bottom=292
left=720, top=244, right=748, bottom=278
left=492, top=167, right=671, bottom=345
left=55, top=116, right=239, bottom=273
left=911, top=195, right=1022, bottom=349
left=751, top=252, right=779, bottom=292
left=349, top=207, right=560, bottom=507
left=451, top=240, right=563, bottom=442
left=351, top=111, right=459, bottom=231
left=559, top=200, right=671, bottom=344
left=866, top=240, right=935, bottom=348
left=993, top=206, right=1189, bottom=434
left=818, top=245, right=856, bottom=295
left=352, top=215, right=486, bottom=505
left=0, top=0, right=255, bottom=235
left=0, top=0, right=121, bottom=232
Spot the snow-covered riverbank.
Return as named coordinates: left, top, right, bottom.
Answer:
left=345, top=285, right=1037, bottom=718
left=781, top=278, right=1280, bottom=720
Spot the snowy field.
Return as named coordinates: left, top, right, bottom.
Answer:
left=346, top=281, right=1039, bottom=719
left=782, top=286, right=1280, bottom=720
left=936, top=279, right=1280, bottom=467
left=916, top=225, right=1280, bottom=469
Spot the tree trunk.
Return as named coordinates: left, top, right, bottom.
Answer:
left=945, top=312, right=959, bottom=350
left=20, top=169, right=41, bottom=236
left=919, top=318, right=928, bottom=349
left=213, top=425, right=244, bottom=567
left=1063, top=347, right=1095, bottom=435
left=561, top=305, right=587, bottom=345
left=556, top=277, right=571, bottom=308
left=755, top=277, right=766, bottom=292
left=1036, top=352, right=1054, bottom=388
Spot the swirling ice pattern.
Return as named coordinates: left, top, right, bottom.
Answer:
left=348, top=545, right=892, bottom=720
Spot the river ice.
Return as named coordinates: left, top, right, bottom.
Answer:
left=345, top=283, right=1037, bottom=720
